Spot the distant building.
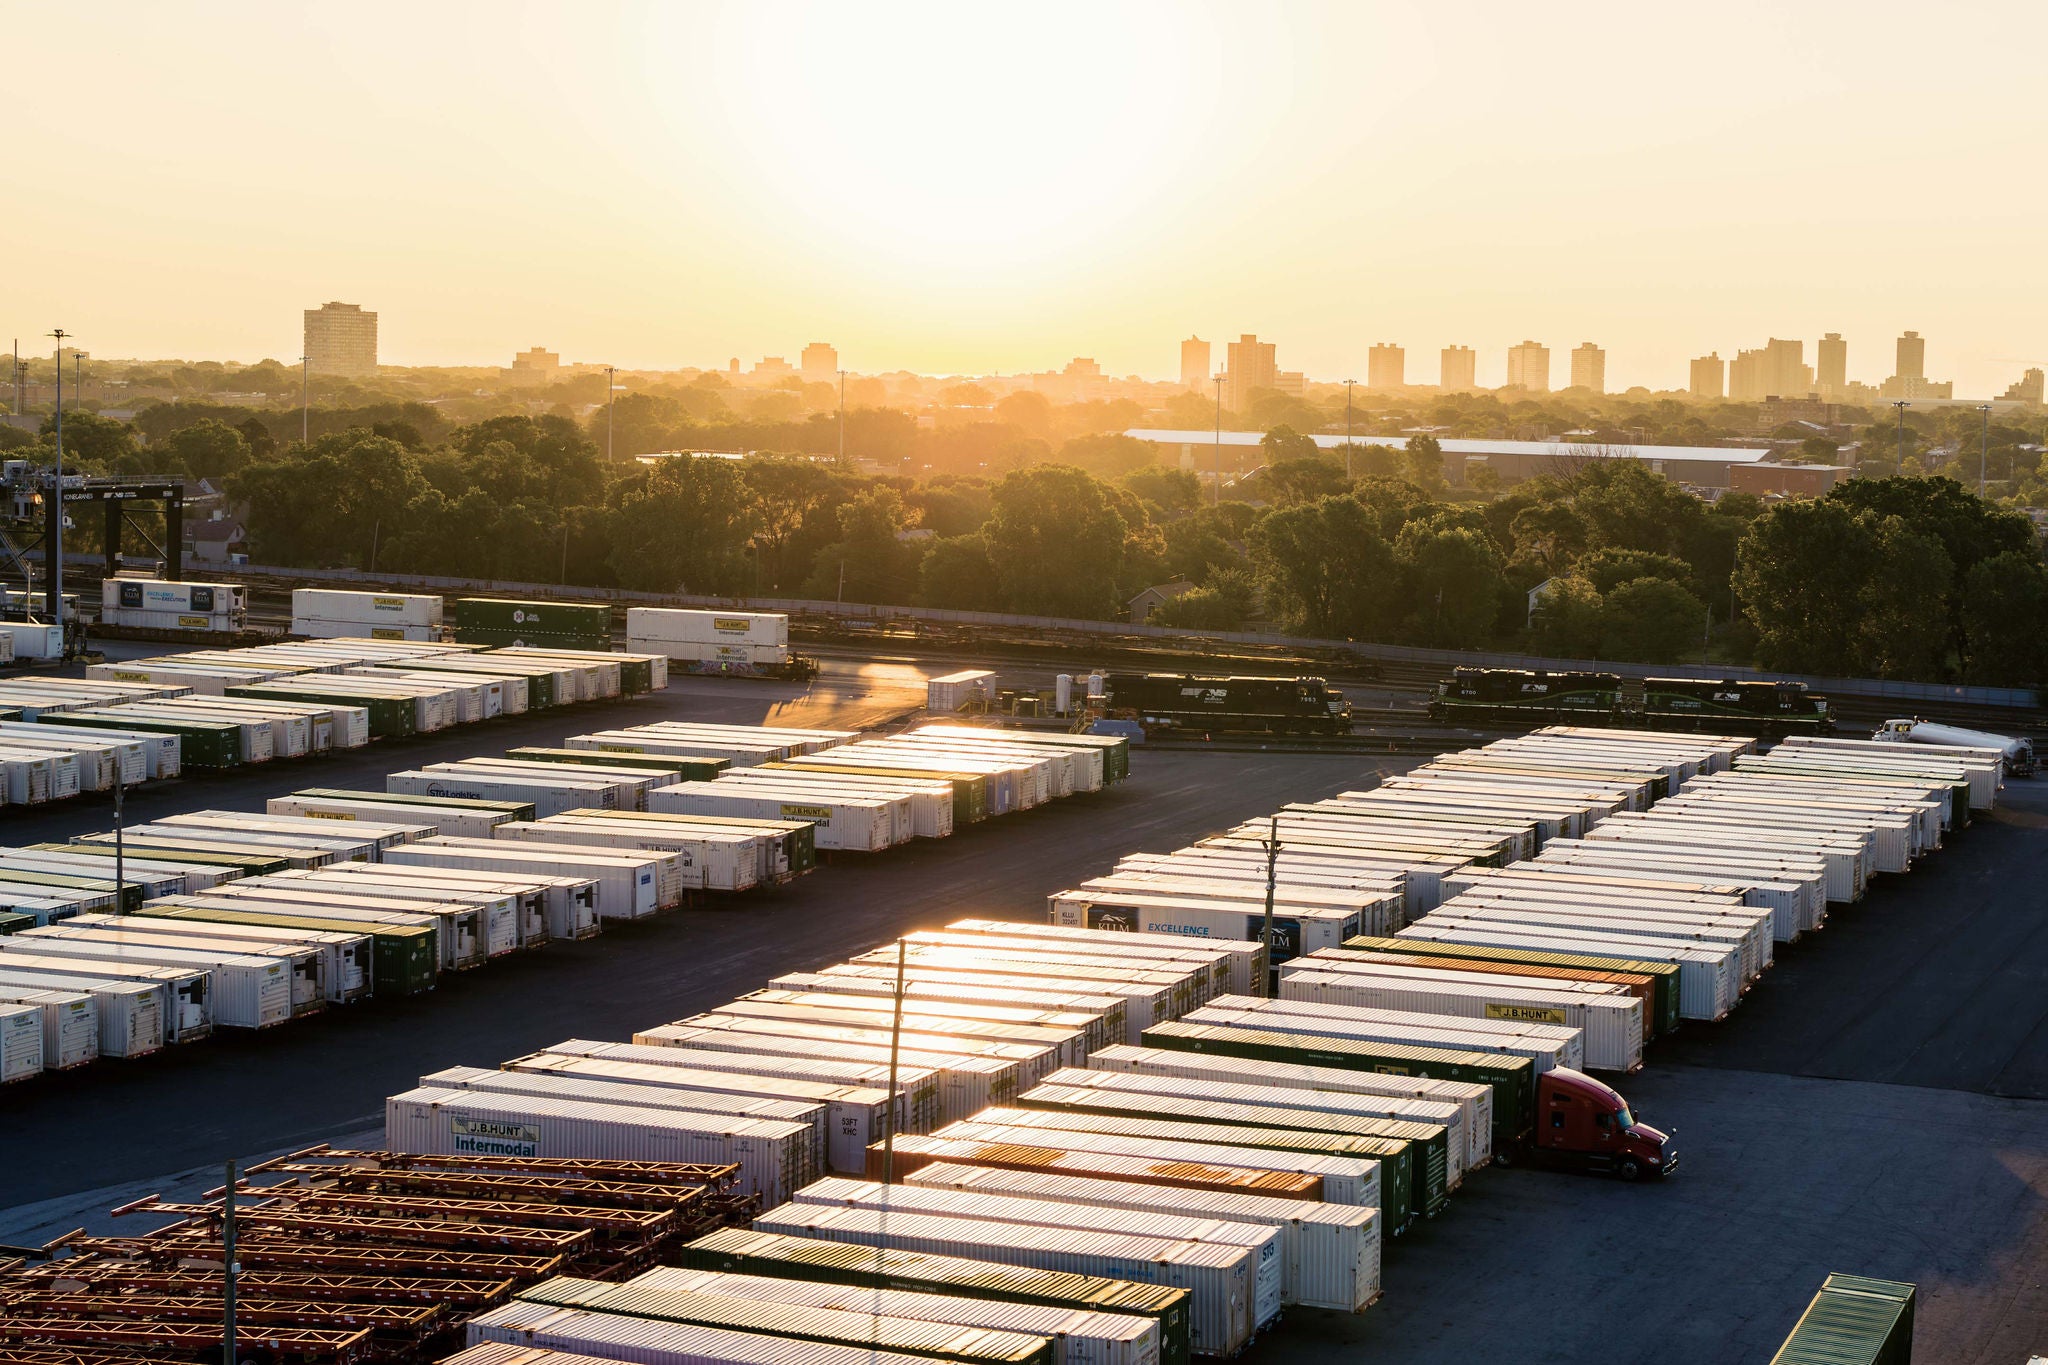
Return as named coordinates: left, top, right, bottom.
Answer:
left=800, top=342, right=838, bottom=385
left=1367, top=343, right=1405, bottom=390
left=1274, top=371, right=1305, bottom=397
left=1880, top=374, right=1955, bottom=401
left=1729, top=338, right=1811, bottom=402
left=2003, top=367, right=2045, bottom=404
left=1728, top=462, right=1852, bottom=498
left=303, top=302, right=378, bottom=378
left=1895, top=331, right=1926, bottom=382
left=1224, top=334, right=1277, bottom=413
left=1690, top=353, right=1725, bottom=399
left=1127, top=579, right=1200, bottom=626
left=753, top=356, right=794, bottom=378
left=1816, top=333, right=1847, bottom=396
left=1180, top=337, right=1211, bottom=391
left=504, top=347, right=560, bottom=386
left=1505, top=340, right=1550, bottom=393
left=1440, top=345, right=1477, bottom=391
left=729, top=358, right=740, bottom=375
left=1569, top=343, right=1605, bottom=394
left=1064, top=357, right=1102, bottom=380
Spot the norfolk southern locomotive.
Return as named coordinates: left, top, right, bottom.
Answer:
left=1429, top=667, right=1834, bottom=736
left=1104, top=672, right=1354, bottom=735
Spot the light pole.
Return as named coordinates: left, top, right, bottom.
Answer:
left=604, top=365, right=617, bottom=462
left=1977, top=403, right=1991, bottom=497
left=1892, top=399, right=1908, bottom=469
left=299, top=355, right=310, bottom=446
left=837, top=370, right=846, bottom=463
left=1343, top=379, right=1355, bottom=480
left=48, top=329, right=68, bottom=635
left=1212, top=374, right=1223, bottom=507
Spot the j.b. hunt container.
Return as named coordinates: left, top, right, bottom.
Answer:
left=670, top=1228, right=1190, bottom=1365
left=753, top=1203, right=1254, bottom=1361
left=507, top=1277, right=1052, bottom=1365
left=784, top=1179, right=1277, bottom=1348
left=628, top=1267, right=1163, bottom=1365
left=501, top=1049, right=891, bottom=1176
left=385, top=1085, right=813, bottom=1204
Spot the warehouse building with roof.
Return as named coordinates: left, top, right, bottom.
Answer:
left=1123, top=428, right=1776, bottom=491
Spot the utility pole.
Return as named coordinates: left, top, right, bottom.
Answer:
left=74, top=351, right=84, bottom=404
left=1893, top=399, right=1909, bottom=468
left=1260, top=815, right=1279, bottom=997
left=560, top=522, right=570, bottom=584
left=604, top=366, right=617, bottom=462
left=299, top=355, right=311, bottom=446
left=113, top=769, right=125, bottom=916
left=222, top=1158, right=239, bottom=1365
left=837, top=370, right=846, bottom=463
left=1978, top=403, right=1991, bottom=497
left=9, top=339, right=16, bottom=416
left=1344, top=379, right=1355, bottom=480
left=1212, top=374, right=1223, bottom=507
left=48, top=329, right=68, bottom=635
left=882, top=938, right=906, bottom=1183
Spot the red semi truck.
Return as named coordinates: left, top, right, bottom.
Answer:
left=1522, top=1066, right=1675, bottom=1180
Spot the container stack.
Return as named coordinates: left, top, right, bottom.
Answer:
left=454, top=596, right=612, bottom=651
left=99, top=576, right=248, bottom=632
left=627, top=608, right=803, bottom=679
left=292, top=587, right=446, bottom=640
left=0, top=1147, right=755, bottom=1364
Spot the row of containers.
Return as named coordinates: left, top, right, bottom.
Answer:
left=0, top=636, right=669, bottom=808
left=0, top=723, right=1131, bottom=1081
left=400, top=726, right=2011, bottom=1365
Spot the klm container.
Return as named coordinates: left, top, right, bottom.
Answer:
left=0, top=985, right=98, bottom=1069
left=0, top=966, right=161, bottom=1057
left=630, top=1267, right=1160, bottom=1365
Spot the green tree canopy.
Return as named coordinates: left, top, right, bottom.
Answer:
left=982, top=465, right=1128, bottom=618
left=1601, top=577, right=1707, bottom=663
left=1249, top=495, right=1394, bottom=638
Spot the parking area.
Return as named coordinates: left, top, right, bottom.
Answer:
left=0, top=677, right=2042, bottom=1363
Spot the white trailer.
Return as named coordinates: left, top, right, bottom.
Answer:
left=650, top=782, right=894, bottom=852
left=493, top=814, right=759, bottom=893
left=0, top=988, right=93, bottom=1070
left=0, top=951, right=208, bottom=1043
left=7, top=930, right=293, bottom=1027
left=387, top=768, right=619, bottom=818
left=1188, top=993, right=1584, bottom=1073
left=1396, top=920, right=1743, bottom=1021
left=386, top=837, right=672, bottom=918
left=0, top=968, right=160, bottom=1058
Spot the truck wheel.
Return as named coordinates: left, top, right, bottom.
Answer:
left=1618, top=1158, right=1642, bottom=1182
left=1493, top=1149, right=1515, bottom=1168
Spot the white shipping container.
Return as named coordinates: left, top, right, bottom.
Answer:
left=267, top=794, right=515, bottom=840
left=625, top=608, right=788, bottom=646
left=0, top=969, right=157, bottom=1057
left=650, top=783, right=891, bottom=852
left=1048, top=890, right=1362, bottom=974
left=280, top=864, right=557, bottom=951
left=630, top=1267, right=1164, bottom=1365
left=9, top=722, right=179, bottom=778
left=1188, top=994, right=1584, bottom=1074
left=1395, top=920, right=1740, bottom=1021
left=902, top=1162, right=1381, bottom=1315
left=388, top=769, right=619, bottom=818
left=0, top=953, right=203, bottom=1044
left=386, top=839, right=667, bottom=919
left=841, top=948, right=1179, bottom=1043
left=503, top=1050, right=890, bottom=1175
left=6, top=931, right=292, bottom=1028
left=462, top=1303, right=951, bottom=1365
left=56, top=917, right=333, bottom=1015
left=0, top=623, right=67, bottom=659
left=495, top=816, right=756, bottom=894
left=773, top=969, right=1127, bottom=1056
left=111, top=913, right=372, bottom=1004
left=386, top=1086, right=813, bottom=1204
left=0, top=986, right=97, bottom=1069
left=0, top=1002, right=46, bottom=1081
left=292, top=589, right=444, bottom=627
left=792, top=1176, right=1283, bottom=1329
left=945, top=918, right=1266, bottom=998
left=753, top=1203, right=1258, bottom=1359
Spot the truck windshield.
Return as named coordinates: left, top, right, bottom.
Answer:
left=1616, top=1102, right=1635, bottom=1129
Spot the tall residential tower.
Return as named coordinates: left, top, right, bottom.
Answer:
left=303, top=302, right=378, bottom=378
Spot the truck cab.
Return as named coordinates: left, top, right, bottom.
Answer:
left=1534, top=1067, right=1674, bottom=1180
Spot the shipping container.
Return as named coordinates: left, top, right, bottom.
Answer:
left=753, top=1203, right=1255, bottom=1361
left=386, top=1086, right=813, bottom=1204
left=735, top=990, right=1098, bottom=1069
left=503, top=1049, right=891, bottom=1176
left=136, top=901, right=433, bottom=999
left=291, top=588, right=445, bottom=628
left=626, top=607, right=788, bottom=647
left=509, top=747, right=729, bottom=781
left=1769, top=1273, right=1915, bottom=1365
left=46, top=709, right=242, bottom=769
left=465, top=1299, right=963, bottom=1365
left=253, top=870, right=518, bottom=959
left=517, top=1274, right=1052, bottom=1365
left=839, top=947, right=1182, bottom=1042
left=0, top=985, right=97, bottom=1069
left=1395, top=920, right=1741, bottom=1021
left=0, top=950, right=209, bottom=1044
left=771, top=970, right=1126, bottom=1056
left=574, top=808, right=816, bottom=880
left=495, top=815, right=759, bottom=895
left=435, top=757, right=658, bottom=809
left=57, top=914, right=346, bottom=1012
left=1048, top=890, right=1361, bottom=974
left=10, top=722, right=180, bottom=778
left=388, top=838, right=670, bottom=919
left=6, top=929, right=292, bottom=1028
left=650, top=782, right=895, bottom=853
left=454, top=597, right=610, bottom=639
left=0, top=1001, right=45, bottom=1080
left=266, top=792, right=517, bottom=839
left=1187, top=994, right=1583, bottom=1075
left=1320, top=941, right=1664, bottom=1043
left=182, top=883, right=468, bottom=972
left=387, top=768, right=619, bottom=818
left=0, top=966, right=160, bottom=1057
left=658, top=1007, right=1063, bottom=1088
left=282, top=785, right=535, bottom=823
left=944, top=919, right=1266, bottom=998
left=286, top=861, right=571, bottom=948
left=861, top=940, right=1213, bottom=1019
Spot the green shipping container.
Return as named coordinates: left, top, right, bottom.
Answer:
left=135, top=903, right=439, bottom=998
left=0, top=867, right=145, bottom=913
left=1142, top=1018, right=1536, bottom=1153
left=1771, top=1274, right=1915, bottom=1365
left=50, top=838, right=293, bottom=878
left=519, top=1276, right=1053, bottom=1365
left=673, top=1228, right=1191, bottom=1365
left=506, top=748, right=729, bottom=782
left=45, top=710, right=243, bottom=769
left=1342, top=934, right=1683, bottom=1040
left=454, top=597, right=611, bottom=636
left=26, top=841, right=267, bottom=880
left=0, top=911, right=32, bottom=935
left=1013, top=1083, right=1447, bottom=1223
left=767, top=761, right=990, bottom=825
left=227, top=684, right=417, bottom=740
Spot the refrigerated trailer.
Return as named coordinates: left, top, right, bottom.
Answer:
left=0, top=986, right=95, bottom=1070
left=5, top=929, right=293, bottom=1027
left=0, top=967, right=161, bottom=1056
left=0, top=950, right=209, bottom=1044
left=493, top=814, right=763, bottom=894
left=386, top=837, right=673, bottom=917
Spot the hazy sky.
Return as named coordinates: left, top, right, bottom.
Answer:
left=8, top=1, right=2047, bottom=394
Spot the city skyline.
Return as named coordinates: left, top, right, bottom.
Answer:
left=7, top=3, right=2048, bottom=395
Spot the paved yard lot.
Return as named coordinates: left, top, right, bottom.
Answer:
left=1, top=668, right=2041, bottom=1363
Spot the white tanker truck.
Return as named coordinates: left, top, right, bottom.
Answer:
left=1874, top=718, right=2036, bottom=777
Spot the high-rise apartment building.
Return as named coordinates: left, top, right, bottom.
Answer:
left=800, top=342, right=839, bottom=385
left=504, top=347, right=560, bottom=386
left=1179, top=337, right=1211, bottom=391
left=1689, top=353, right=1725, bottom=399
left=1816, top=333, right=1847, bottom=396
left=303, top=302, right=378, bottom=378
left=1367, top=343, right=1404, bottom=390
left=1224, top=334, right=1276, bottom=413
left=1728, top=338, right=1812, bottom=401
left=1440, top=345, right=1476, bottom=391
left=2002, top=368, right=2045, bottom=404
left=1895, top=331, right=1926, bottom=382
left=1569, top=343, right=1605, bottom=394
left=1505, top=340, right=1550, bottom=393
